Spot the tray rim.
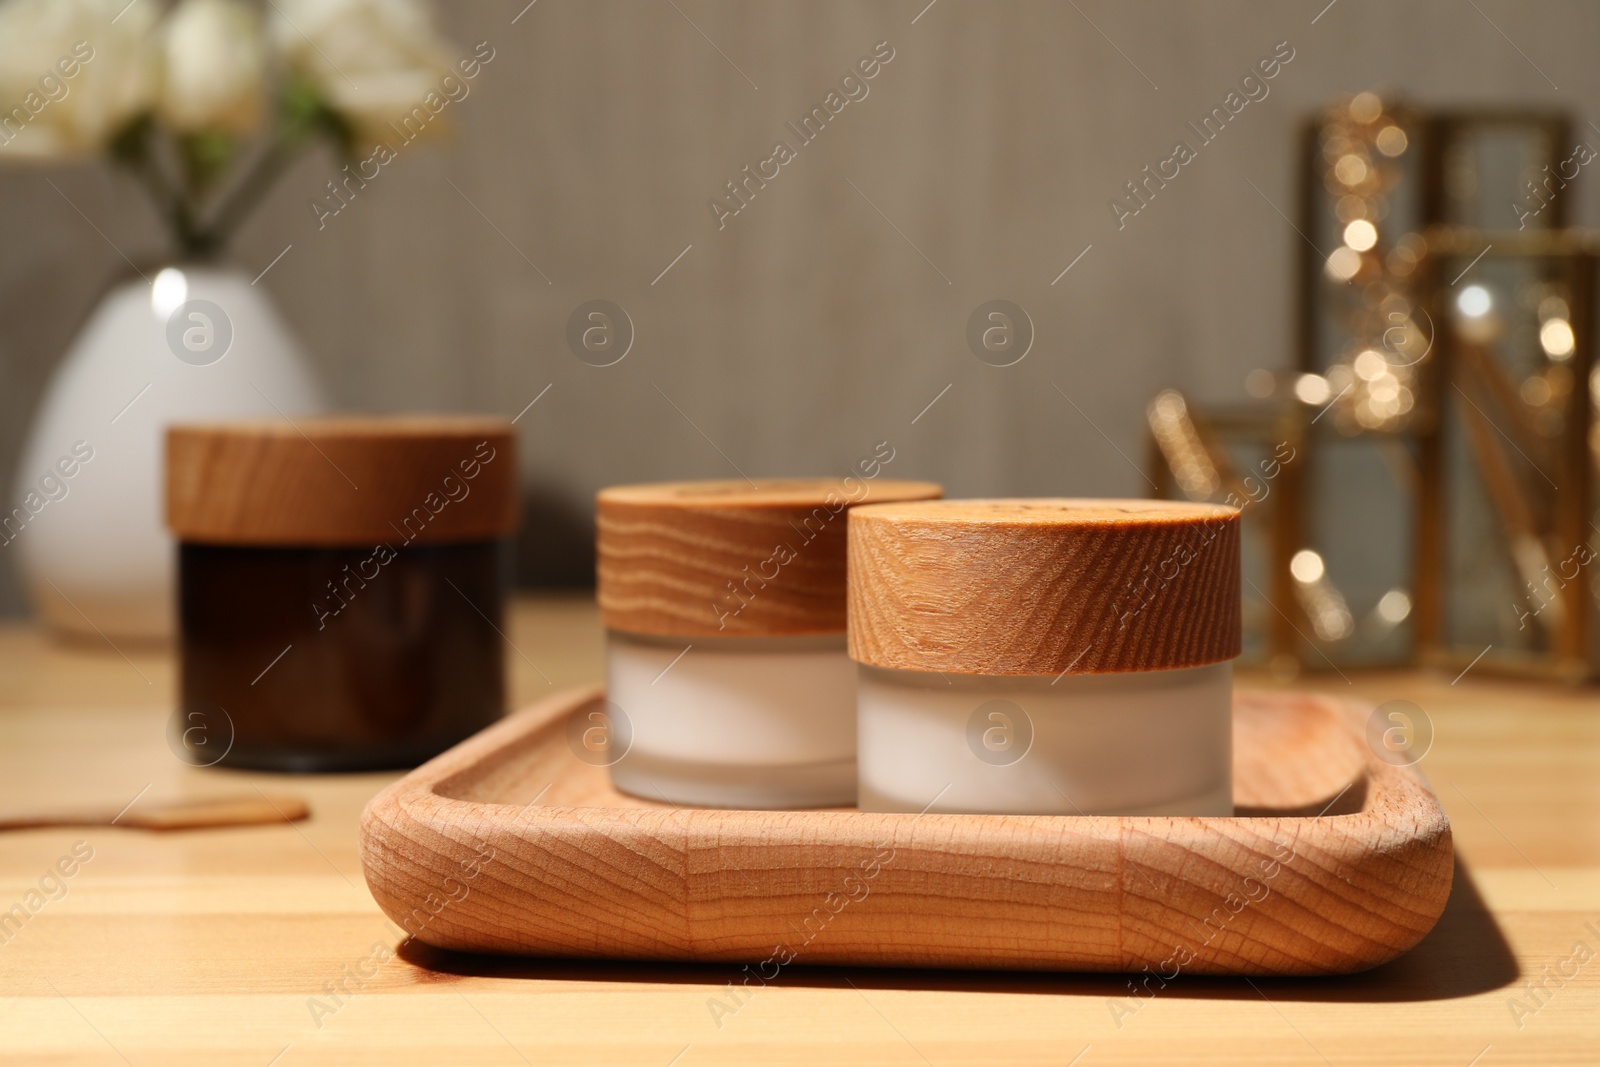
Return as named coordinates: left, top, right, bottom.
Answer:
left=359, top=685, right=1453, bottom=977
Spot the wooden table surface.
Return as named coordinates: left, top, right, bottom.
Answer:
left=1, top=594, right=1596, bottom=1066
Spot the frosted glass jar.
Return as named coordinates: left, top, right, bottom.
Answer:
left=596, top=476, right=942, bottom=808
left=605, top=631, right=857, bottom=807
left=856, top=661, right=1233, bottom=815
left=847, top=498, right=1241, bottom=816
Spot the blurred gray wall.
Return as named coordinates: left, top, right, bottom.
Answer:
left=3, top=0, right=1598, bottom=614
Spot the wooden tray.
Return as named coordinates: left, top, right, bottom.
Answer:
left=359, top=687, right=1452, bottom=976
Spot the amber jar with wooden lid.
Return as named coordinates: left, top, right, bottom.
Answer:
left=166, top=417, right=517, bottom=772
left=848, top=498, right=1240, bottom=816
left=596, top=475, right=942, bottom=808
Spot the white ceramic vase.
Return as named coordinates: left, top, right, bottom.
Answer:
left=10, top=265, right=327, bottom=642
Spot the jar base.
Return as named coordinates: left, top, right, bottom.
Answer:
left=857, top=779, right=1233, bottom=817
left=855, top=660, right=1234, bottom=817
left=213, top=731, right=495, bottom=773
left=609, top=752, right=856, bottom=809
left=177, top=541, right=507, bottom=773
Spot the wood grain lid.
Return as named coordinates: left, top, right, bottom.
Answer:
left=598, top=478, right=944, bottom=637
left=848, top=498, right=1240, bottom=675
left=166, top=416, right=517, bottom=546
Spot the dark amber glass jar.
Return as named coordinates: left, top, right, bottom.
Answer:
left=166, top=417, right=518, bottom=772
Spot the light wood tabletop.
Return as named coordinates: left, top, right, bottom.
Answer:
left=0, top=594, right=1595, bottom=1066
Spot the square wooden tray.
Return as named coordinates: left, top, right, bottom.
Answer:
left=359, top=687, right=1452, bottom=976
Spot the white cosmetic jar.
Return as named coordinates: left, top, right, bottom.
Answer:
left=595, top=477, right=942, bottom=808
left=846, top=498, right=1242, bottom=816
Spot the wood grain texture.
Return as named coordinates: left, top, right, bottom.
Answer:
left=166, top=417, right=517, bottom=546
left=597, top=478, right=942, bottom=636
left=0, top=794, right=309, bottom=832
left=848, top=499, right=1241, bottom=675
left=359, top=685, right=1450, bottom=976
left=2, top=595, right=1595, bottom=1067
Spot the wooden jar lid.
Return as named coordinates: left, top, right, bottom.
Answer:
left=848, top=498, right=1240, bottom=675
left=598, top=478, right=943, bottom=637
left=166, top=417, right=517, bottom=546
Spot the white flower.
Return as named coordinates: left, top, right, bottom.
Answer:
left=161, top=0, right=267, bottom=134
left=270, top=0, right=452, bottom=143
left=0, top=0, right=160, bottom=160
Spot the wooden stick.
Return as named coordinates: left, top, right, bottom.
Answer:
left=0, top=795, right=311, bottom=832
